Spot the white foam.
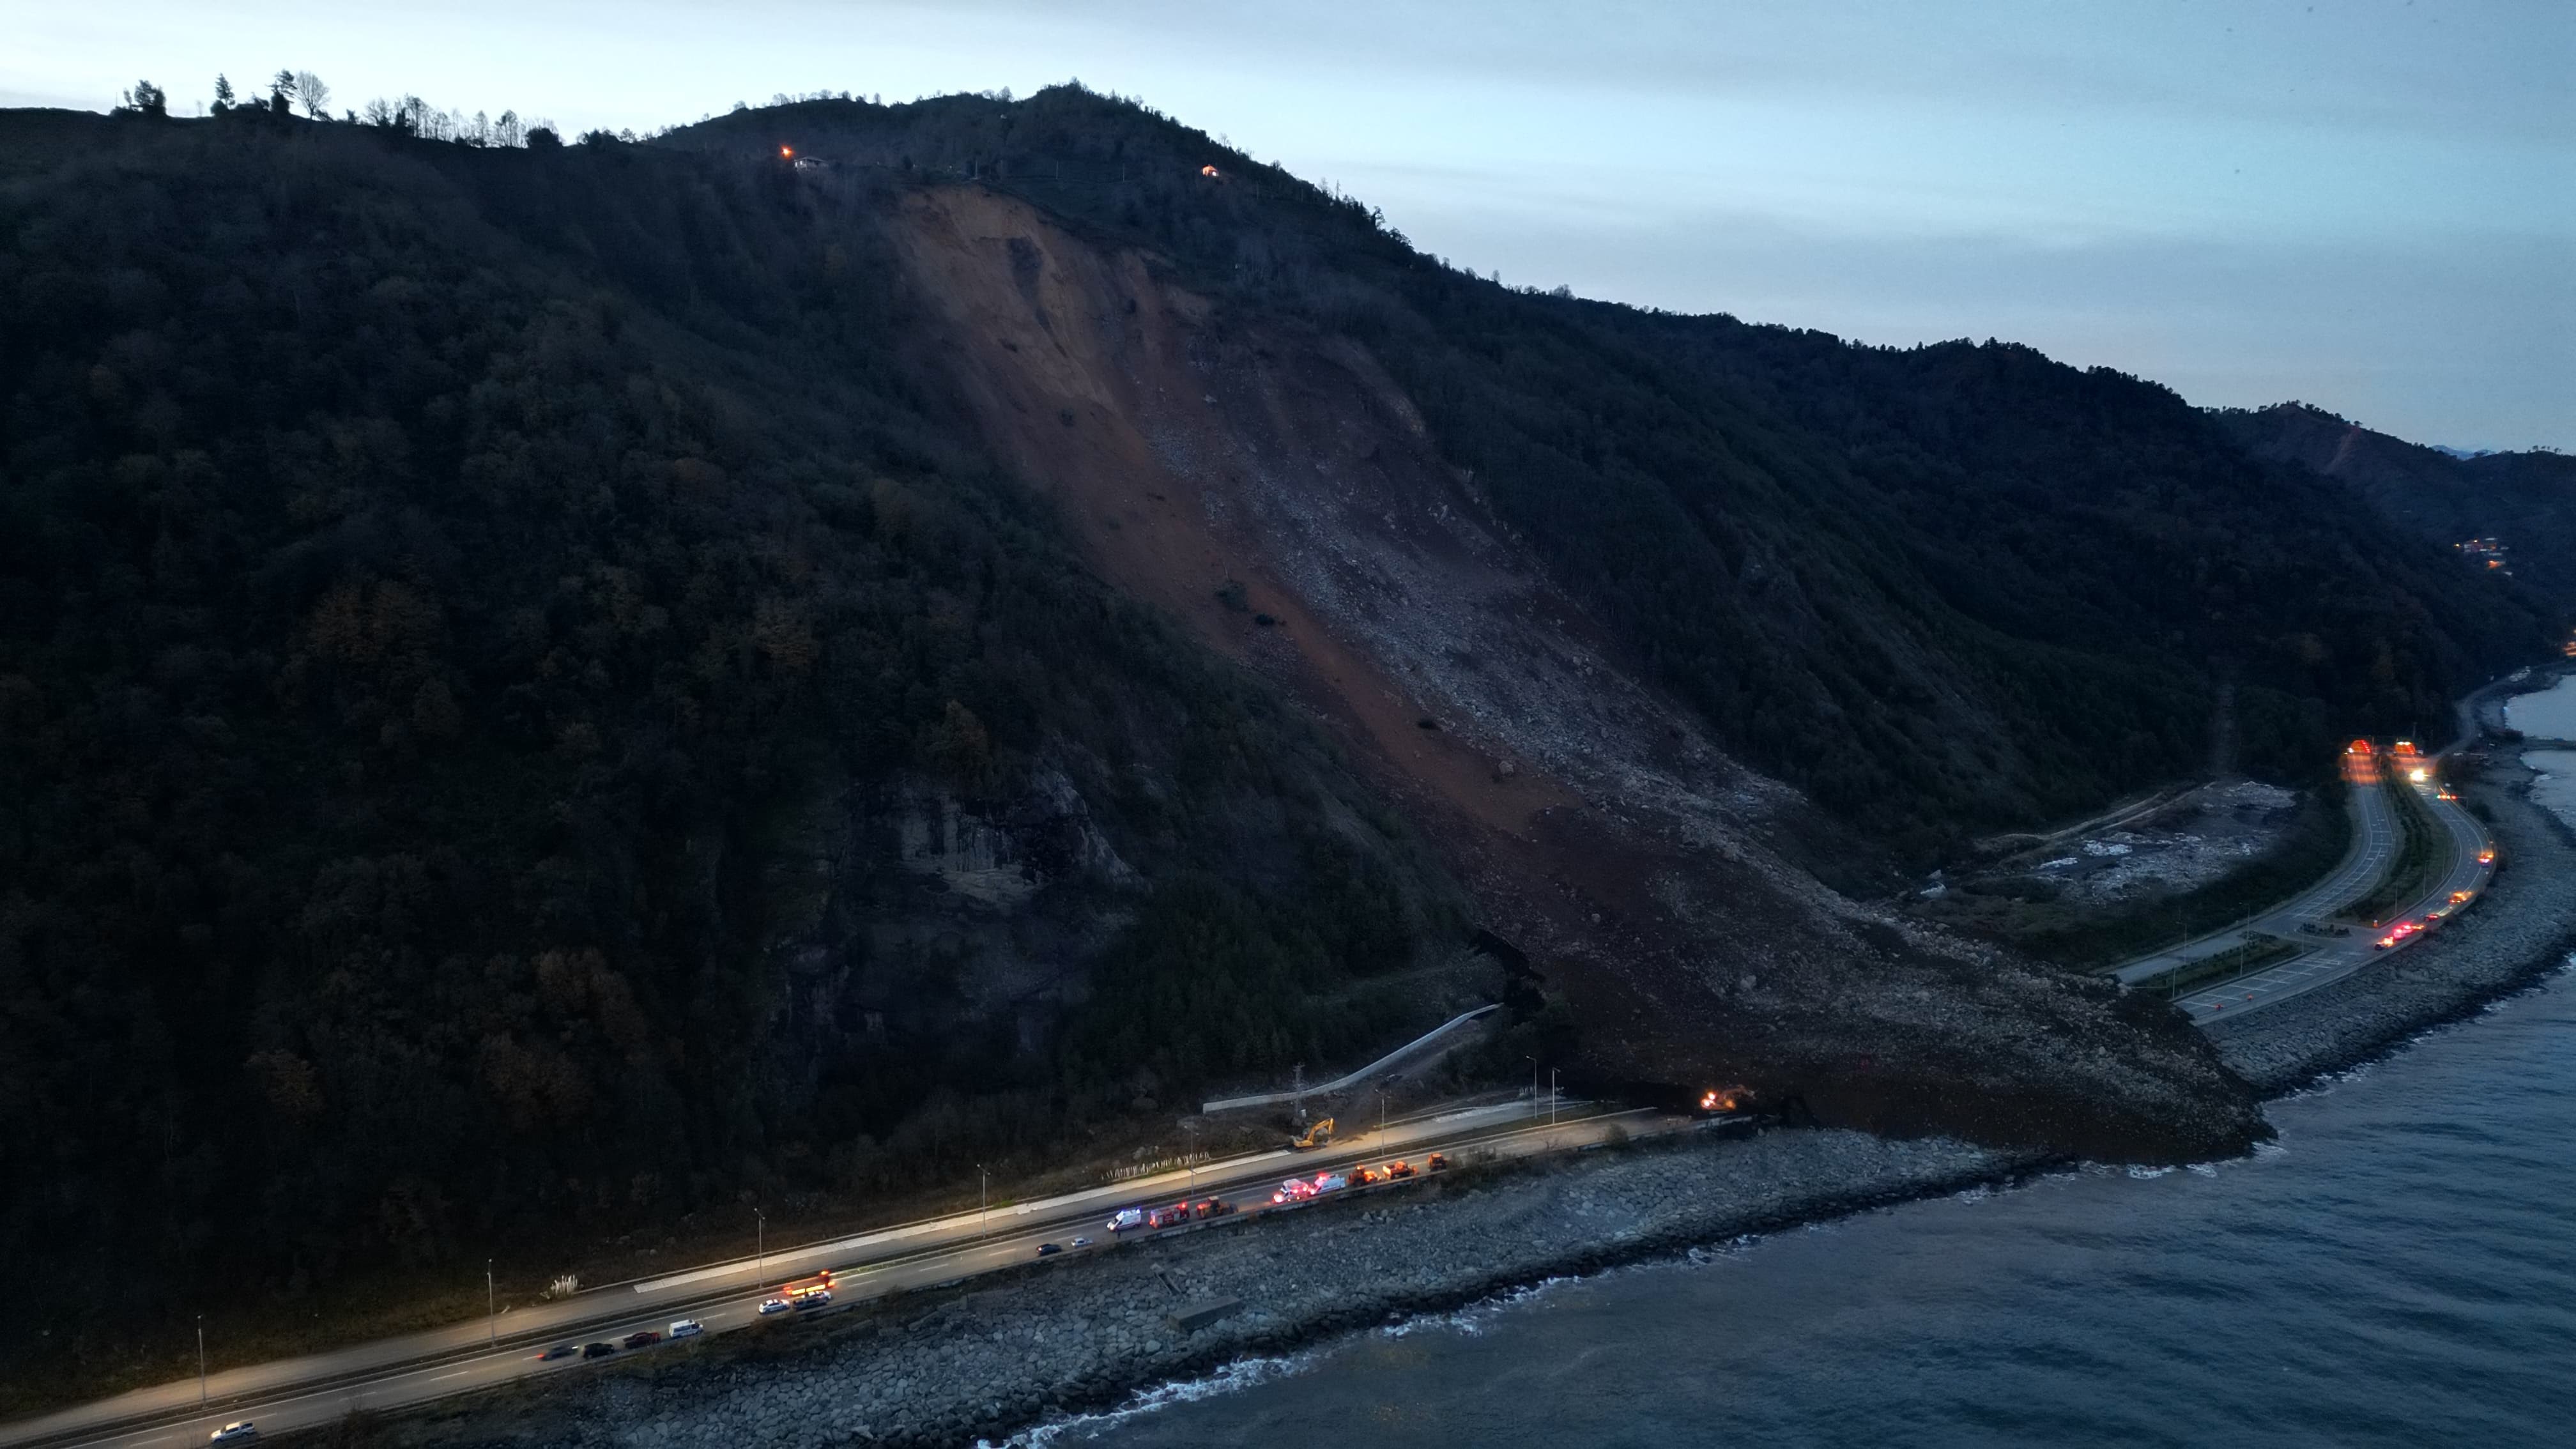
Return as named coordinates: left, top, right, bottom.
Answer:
left=988, top=1349, right=1327, bottom=1448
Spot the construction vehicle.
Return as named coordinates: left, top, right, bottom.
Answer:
left=1425, top=1152, right=1449, bottom=1172
left=1286, top=1117, right=1336, bottom=1151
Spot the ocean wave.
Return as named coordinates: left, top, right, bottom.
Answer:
left=988, top=1349, right=1327, bottom=1447
left=1380, top=1274, right=1583, bottom=1338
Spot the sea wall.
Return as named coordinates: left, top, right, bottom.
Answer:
left=390, top=1131, right=2044, bottom=1448
left=2204, top=756, right=2576, bottom=1093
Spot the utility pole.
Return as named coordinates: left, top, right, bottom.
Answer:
left=486, top=1259, right=496, bottom=1345
left=754, top=1208, right=766, bottom=1284
left=979, top=1163, right=990, bottom=1229
left=197, top=1314, right=207, bottom=1405
left=1549, top=1068, right=1560, bottom=1129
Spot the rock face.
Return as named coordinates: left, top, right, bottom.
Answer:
left=388, top=1128, right=2046, bottom=1449
left=754, top=763, right=1145, bottom=1102
left=884, top=183, right=2266, bottom=1162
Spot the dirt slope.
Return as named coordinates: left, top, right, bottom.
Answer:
left=886, top=185, right=2262, bottom=1160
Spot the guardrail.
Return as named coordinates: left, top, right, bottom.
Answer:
left=1200, top=1004, right=1501, bottom=1114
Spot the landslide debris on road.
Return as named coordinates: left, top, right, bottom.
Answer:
left=885, top=182, right=2266, bottom=1164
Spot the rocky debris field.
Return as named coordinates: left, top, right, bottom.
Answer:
left=367, top=770, right=2576, bottom=1449
left=382, top=1130, right=2041, bottom=1449
left=1934, top=778, right=2304, bottom=909
left=2206, top=756, right=2576, bottom=1092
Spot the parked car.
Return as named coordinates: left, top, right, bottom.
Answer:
left=622, top=1330, right=663, bottom=1349
left=668, top=1319, right=704, bottom=1339
left=209, top=1424, right=259, bottom=1444
left=581, top=1342, right=617, bottom=1360
left=1036, top=1242, right=1062, bottom=1256
left=535, top=1343, right=579, bottom=1361
left=757, top=1296, right=792, bottom=1315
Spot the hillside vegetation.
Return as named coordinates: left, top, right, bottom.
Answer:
left=2217, top=401, right=2576, bottom=618
left=0, top=86, right=2543, bottom=1374
left=676, top=87, right=2542, bottom=854
left=0, top=104, right=1457, bottom=1361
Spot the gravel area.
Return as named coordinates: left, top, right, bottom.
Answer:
left=388, top=1130, right=2042, bottom=1448
left=2204, top=756, right=2576, bottom=1092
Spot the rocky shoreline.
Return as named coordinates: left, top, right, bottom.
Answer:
left=386, top=1130, right=2048, bottom=1448
left=378, top=763, right=2576, bottom=1449
left=2205, top=755, right=2576, bottom=1093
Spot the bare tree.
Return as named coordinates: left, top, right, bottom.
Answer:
left=295, top=72, right=331, bottom=118
left=493, top=109, right=525, bottom=148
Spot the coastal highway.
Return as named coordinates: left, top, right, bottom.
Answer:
left=2170, top=770, right=2492, bottom=1020
left=1, top=1100, right=1685, bottom=1449
left=2109, top=758, right=2398, bottom=991
left=2108, top=745, right=2494, bottom=1022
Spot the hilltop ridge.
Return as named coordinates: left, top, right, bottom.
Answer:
left=0, top=88, right=2543, bottom=1372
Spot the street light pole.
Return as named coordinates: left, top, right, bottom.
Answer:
left=196, top=1314, right=206, bottom=1405
left=1376, top=1087, right=1388, bottom=1141
left=1549, top=1068, right=1560, bottom=1129
left=1524, top=1055, right=1537, bottom=1112
left=979, top=1164, right=990, bottom=1230
left=755, top=1209, right=766, bottom=1284
left=1185, top=1124, right=1200, bottom=1196
left=486, top=1259, right=496, bottom=1345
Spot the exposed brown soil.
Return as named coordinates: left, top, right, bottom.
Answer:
left=884, top=185, right=2262, bottom=1161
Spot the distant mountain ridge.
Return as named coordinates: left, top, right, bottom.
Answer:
left=2216, top=402, right=2576, bottom=613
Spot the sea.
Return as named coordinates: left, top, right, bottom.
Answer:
left=1007, top=695, right=2576, bottom=1448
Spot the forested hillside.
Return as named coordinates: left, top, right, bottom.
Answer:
left=2217, top=401, right=2576, bottom=615
left=0, top=104, right=1457, bottom=1354
left=0, top=84, right=2547, bottom=1372
left=675, top=86, right=2544, bottom=851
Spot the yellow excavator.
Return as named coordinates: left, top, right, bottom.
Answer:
left=1287, top=1117, right=1336, bottom=1151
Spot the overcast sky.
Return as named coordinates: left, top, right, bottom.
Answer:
left=8, top=1, right=2570, bottom=449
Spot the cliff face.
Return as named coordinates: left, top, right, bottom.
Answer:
left=878, top=184, right=2266, bottom=1161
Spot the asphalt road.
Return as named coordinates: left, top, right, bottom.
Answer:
left=2110, top=760, right=2399, bottom=992
left=2170, top=773, right=2492, bottom=1021
left=2, top=1099, right=1677, bottom=1449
